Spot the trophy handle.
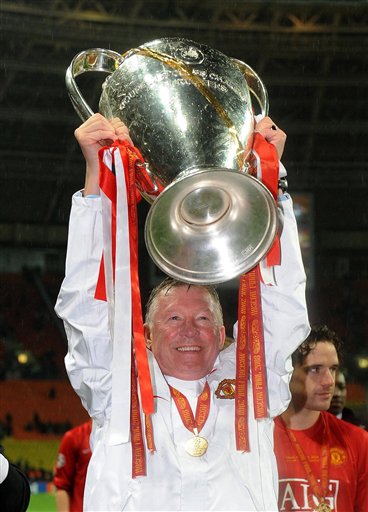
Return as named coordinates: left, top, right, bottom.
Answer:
left=66, top=48, right=161, bottom=202
left=232, top=59, right=269, bottom=117
left=135, top=161, right=162, bottom=204
left=65, top=48, right=123, bottom=121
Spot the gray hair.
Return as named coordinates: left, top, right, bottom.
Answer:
left=145, top=277, right=224, bottom=327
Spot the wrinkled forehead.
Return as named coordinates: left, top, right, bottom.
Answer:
left=158, top=284, right=214, bottom=307
left=145, top=279, right=225, bottom=327
left=149, top=284, right=222, bottom=324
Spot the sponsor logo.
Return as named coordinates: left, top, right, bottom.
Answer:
left=278, top=478, right=338, bottom=511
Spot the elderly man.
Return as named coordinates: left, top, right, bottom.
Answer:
left=56, top=113, right=309, bottom=511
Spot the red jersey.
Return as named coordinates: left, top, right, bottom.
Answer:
left=274, top=412, right=368, bottom=512
left=53, top=420, right=92, bottom=512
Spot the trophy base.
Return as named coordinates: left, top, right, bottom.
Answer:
left=144, top=168, right=278, bottom=284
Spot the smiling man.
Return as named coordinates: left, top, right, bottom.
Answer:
left=56, top=113, right=310, bottom=511
left=144, top=281, right=226, bottom=380
left=274, top=325, right=368, bottom=512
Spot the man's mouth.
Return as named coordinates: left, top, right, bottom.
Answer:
left=318, top=392, right=332, bottom=399
left=176, top=346, right=201, bottom=352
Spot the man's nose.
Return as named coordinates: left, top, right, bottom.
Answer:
left=322, top=369, right=335, bottom=387
left=180, top=319, right=199, bottom=336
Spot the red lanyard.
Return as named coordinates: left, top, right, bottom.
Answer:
left=281, top=416, right=331, bottom=511
left=169, top=381, right=211, bottom=435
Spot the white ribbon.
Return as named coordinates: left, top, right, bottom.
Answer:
left=101, top=147, right=132, bottom=445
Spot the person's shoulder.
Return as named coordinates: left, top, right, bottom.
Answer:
left=61, top=421, right=91, bottom=446
left=324, top=411, right=368, bottom=440
left=77, top=420, right=92, bottom=434
left=219, top=341, right=236, bottom=360
left=70, top=421, right=92, bottom=446
left=218, top=342, right=236, bottom=370
left=274, top=415, right=283, bottom=427
left=342, top=407, right=368, bottom=430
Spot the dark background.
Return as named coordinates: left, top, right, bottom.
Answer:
left=0, top=1, right=367, bottom=407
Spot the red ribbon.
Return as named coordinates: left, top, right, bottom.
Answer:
left=235, top=274, right=250, bottom=451
left=124, top=145, right=154, bottom=417
left=95, top=154, right=117, bottom=300
left=247, top=267, right=267, bottom=419
left=252, top=132, right=280, bottom=267
left=95, top=141, right=155, bottom=475
left=96, top=141, right=154, bottom=414
left=130, top=346, right=146, bottom=477
left=169, top=381, right=211, bottom=435
left=281, top=415, right=331, bottom=509
left=235, top=132, right=280, bottom=450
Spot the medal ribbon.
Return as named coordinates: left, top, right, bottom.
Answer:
left=281, top=416, right=331, bottom=509
left=169, top=381, right=211, bottom=435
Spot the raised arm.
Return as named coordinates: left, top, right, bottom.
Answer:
left=55, top=115, right=132, bottom=423
left=234, top=116, right=310, bottom=417
left=74, top=113, right=133, bottom=195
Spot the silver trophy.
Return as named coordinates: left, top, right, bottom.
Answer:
left=66, top=38, right=278, bottom=284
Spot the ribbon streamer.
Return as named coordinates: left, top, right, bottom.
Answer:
left=96, top=143, right=154, bottom=460
left=235, top=132, right=280, bottom=451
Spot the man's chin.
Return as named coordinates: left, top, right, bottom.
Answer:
left=166, top=365, right=209, bottom=381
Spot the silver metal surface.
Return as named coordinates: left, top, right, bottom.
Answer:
left=145, top=169, right=278, bottom=284
left=65, top=48, right=123, bottom=121
left=66, top=38, right=277, bottom=284
left=98, top=38, right=265, bottom=194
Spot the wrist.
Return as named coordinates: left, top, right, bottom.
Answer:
left=84, top=164, right=100, bottom=196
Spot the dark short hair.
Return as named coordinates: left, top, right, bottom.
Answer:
left=292, top=324, right=343, bottom=367
left=145, top=277, right=223, bottom=327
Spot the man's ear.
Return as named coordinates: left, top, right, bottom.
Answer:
left=218, top=325, right=226, bottom=350
left=144, top=323, right=152, bottom=350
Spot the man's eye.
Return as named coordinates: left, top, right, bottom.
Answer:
left=308, top=367, right=319, bottom=374
left=169, top=315, right=180, bottom=321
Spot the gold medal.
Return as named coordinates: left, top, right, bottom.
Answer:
left=315, top=503, right=332, bottom=512
left=185, top=434, right=208, bottom=457
left=169, top=382, right=211, bottom=457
